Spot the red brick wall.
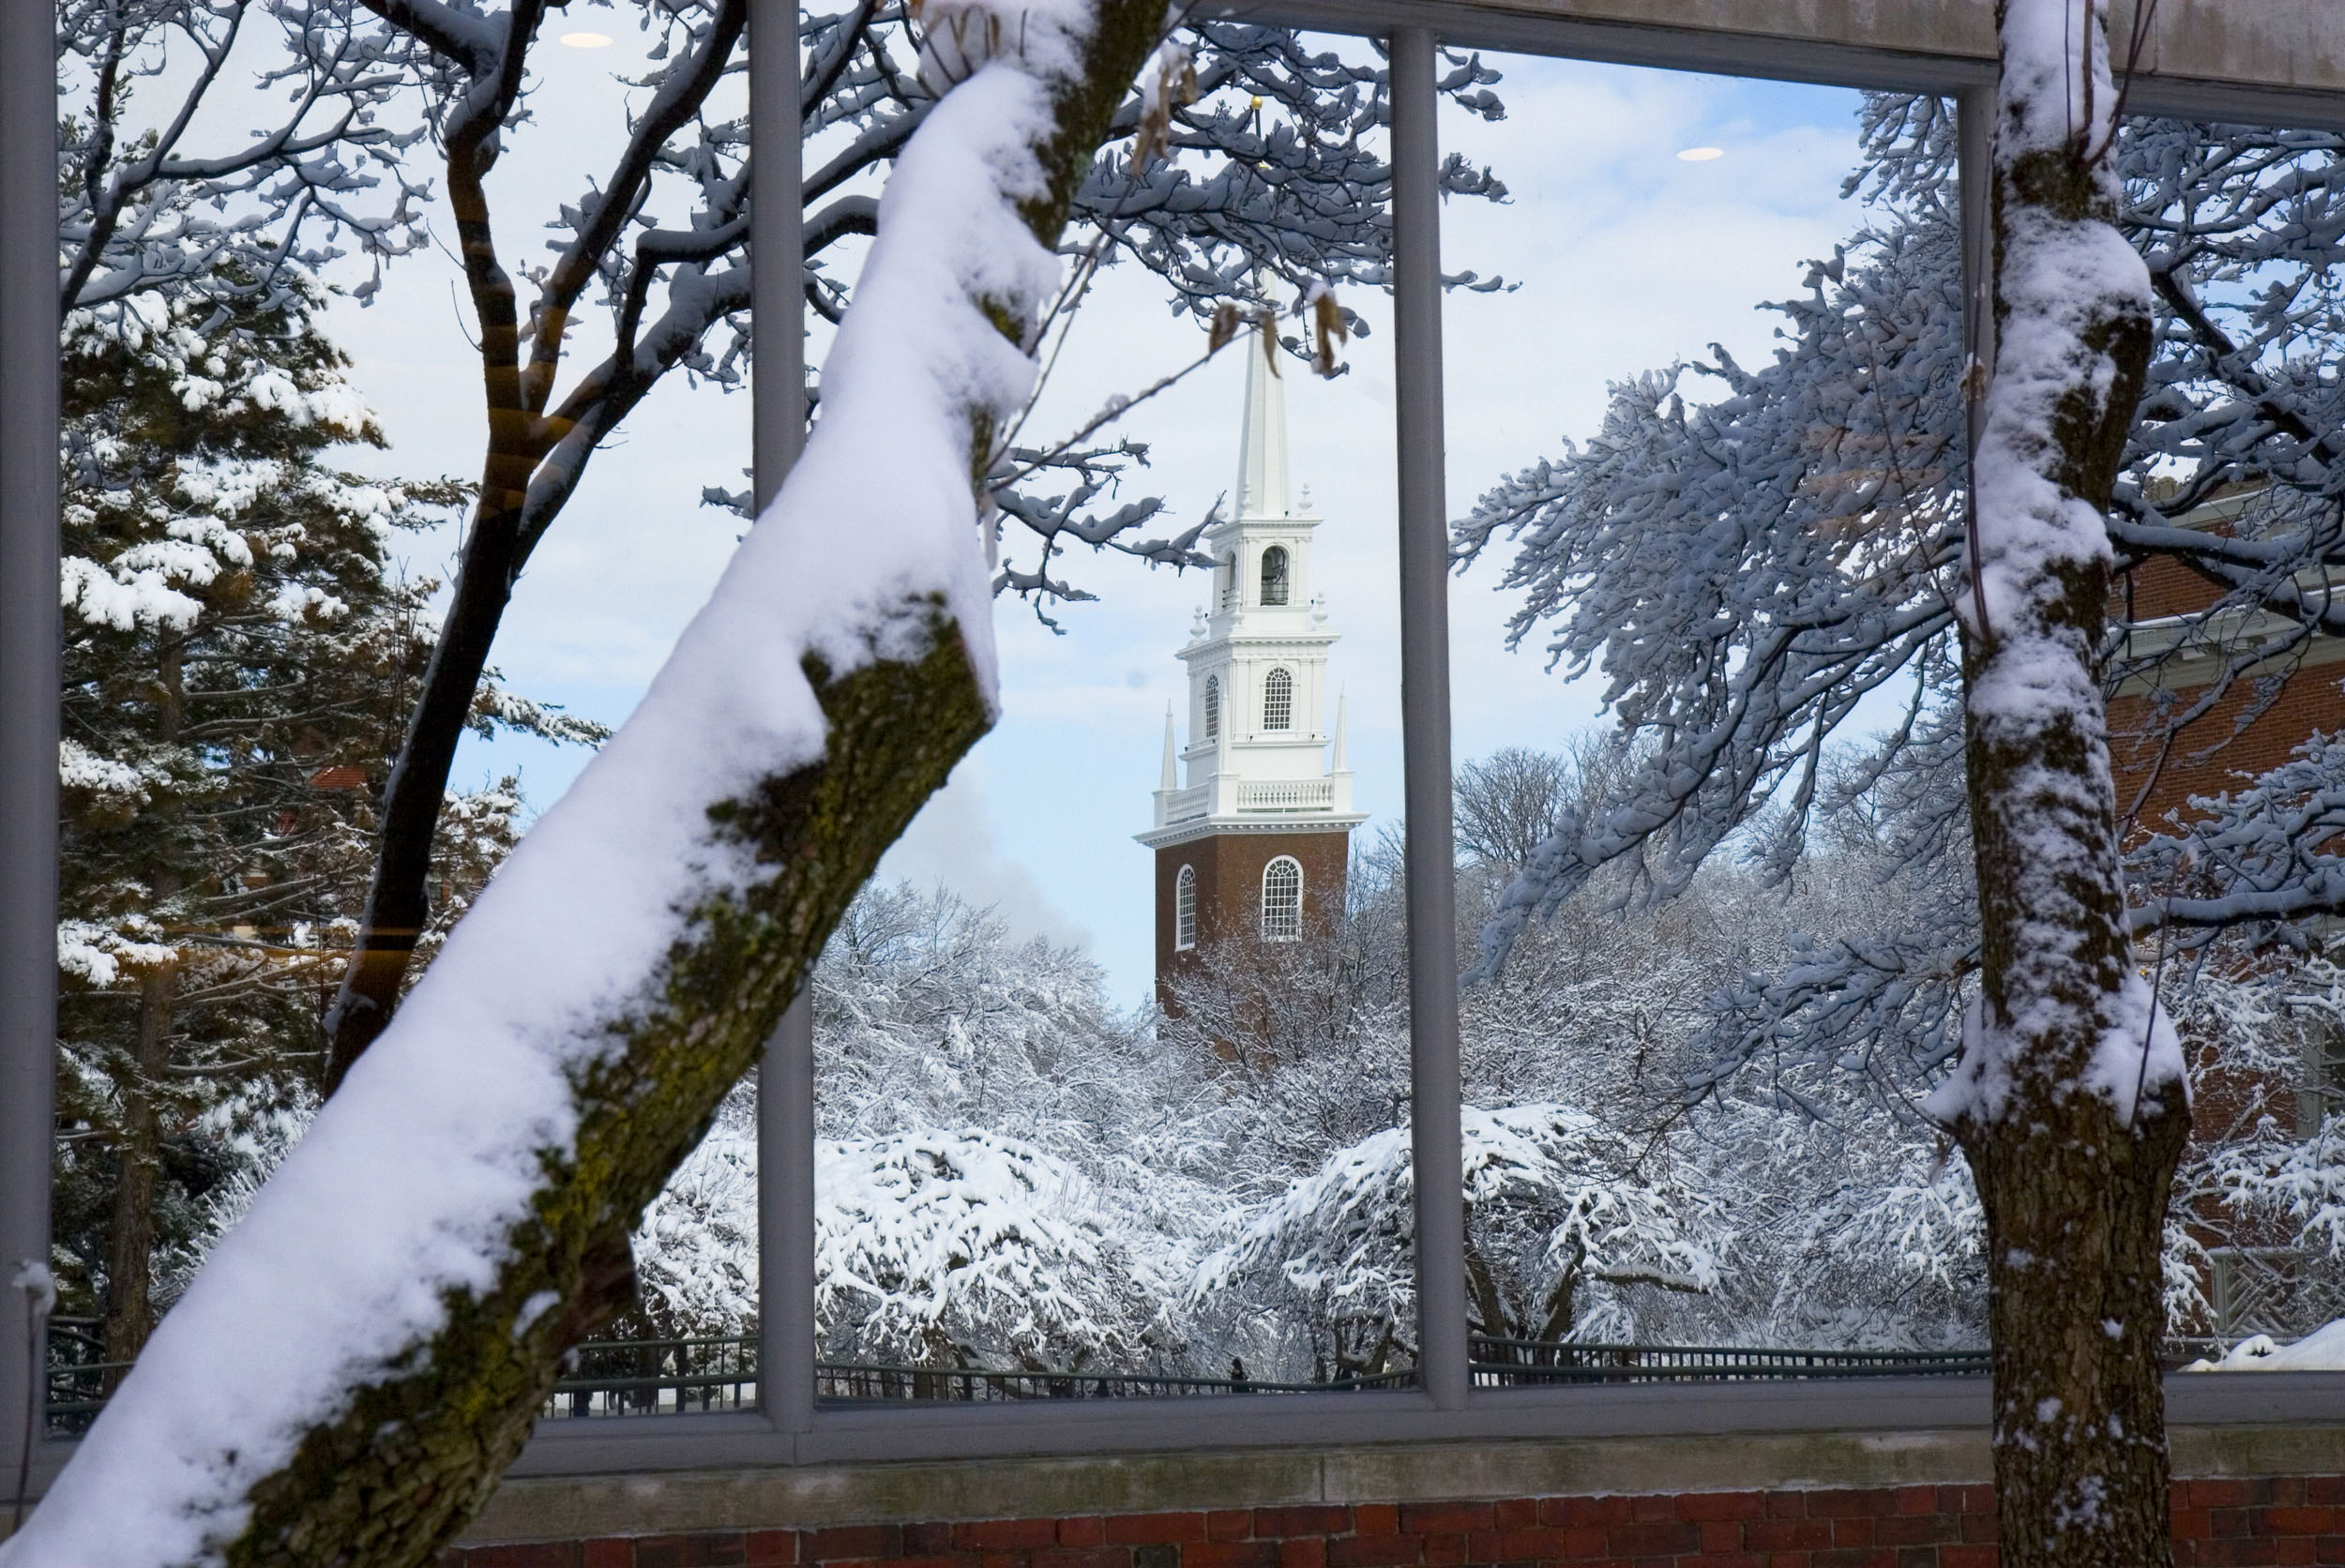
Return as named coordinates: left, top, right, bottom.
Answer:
left=440, top=1477, right=2345, bottom=1568
left=2109, top=674, right=2345, bottom=837
left=1154, top=828, right=1352, bottom=989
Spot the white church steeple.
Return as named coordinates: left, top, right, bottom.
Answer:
left=1138, top=338, right=1366, bottom=852
left=1234, top=336, right=1292, bottom=521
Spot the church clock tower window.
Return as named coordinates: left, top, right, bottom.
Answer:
left=1263, top=668, right=1294, bottom=731
left=1203, top=675, right=1220, bottom=739
left=1174, top=866, right=1198, bottom=950
left=1261, top=545, right=1290, bottom=606
left=1262, top=857, right=1303, bottom=941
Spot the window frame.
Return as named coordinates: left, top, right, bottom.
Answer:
left=1174, top=864, right=1199, bottom=950
left=11, top=0, right=2345, bottom=1500
left=1261, top=544, right=1290, bottom=606
left=1261, top=666, right=1294, bottom=731
left=1203, top=673, right=1221, bottom=739
left=1260, top=855, right=1303, bottom=942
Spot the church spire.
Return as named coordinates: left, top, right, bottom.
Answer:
left=1159, top=704, right=1178, bottom=791
left=1234, top=328, right=1291, bottom=520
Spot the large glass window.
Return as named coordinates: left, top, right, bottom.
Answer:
left=1441, top=58, right=2345, bottom=1383
left=1439, top=60, right=1989, bottom=1382
left=31, top=1, right=2343, bottom=1485
left=808, top=27, right=1415, bottom=1401
left=46, top=8, right=758, bottom=1428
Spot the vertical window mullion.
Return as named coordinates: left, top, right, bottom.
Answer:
left=751, top=0, right=812, bottom=1442
left=1389, top=24, right=1469, bottom=1411
left=1, top=0, right=63, bottom=1477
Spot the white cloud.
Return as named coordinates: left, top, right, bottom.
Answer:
left=877, top=754, right=1097, bottom=957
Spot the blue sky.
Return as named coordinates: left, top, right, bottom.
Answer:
left=324, top=44, right=1876, bottom=1008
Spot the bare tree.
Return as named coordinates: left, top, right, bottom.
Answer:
left=1453, top=746, right=1568, bottom=873
left=58, top=0, right=431, bottom=326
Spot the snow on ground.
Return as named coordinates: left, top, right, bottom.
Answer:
left=2186, top=1319, right=2345, bottom=1372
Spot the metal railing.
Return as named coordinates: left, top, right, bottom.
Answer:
left=74, top=1322, right=2277, bottom=1431
left=1469, top=1336, right=1989, bottom=1384
left=546, top=1333, right=761, bottom=1418
left=44, top=1317, right=114, bottom=1437
left=816, top=1361, right=1415, bottom=1403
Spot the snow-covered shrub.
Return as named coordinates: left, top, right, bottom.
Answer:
left=817, top=1127, right=1186, bottom=1370
left=1198, top=1104, right=1722, bottom=1376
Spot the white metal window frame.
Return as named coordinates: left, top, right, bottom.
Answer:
left=1175, top=864, right=1200, bottom=950
left=8, top=0, right=2345, bottom=1496
left=1261, top=856, right=1304, bottom=941
left=1262, top=666, right=1294, bottom=731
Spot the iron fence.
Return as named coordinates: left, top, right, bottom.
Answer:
left=43, top=1316, right=114, bottom=1437
left=1469, top=1336, right=1989, bottom=1384
left=53, top=1322, right=2280, bottom=1431
left=815, top=1361, right=1416, bottom=1403
left=548, top=1333, right=760, bottom=1418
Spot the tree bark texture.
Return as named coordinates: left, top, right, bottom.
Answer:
left=105, top=636, right=188, bottom=1372
left=229, top=629, right=994, bottom=1568
left=1945, top=5, right=2189, bottom=1565
left=100, top=960, right=175, bottom=1380
left=8, top=4, right=1171, bottom=1562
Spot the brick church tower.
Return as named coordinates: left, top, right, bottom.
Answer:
left=1135, top=341, right=1367, bottom=991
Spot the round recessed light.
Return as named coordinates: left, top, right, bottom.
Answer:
left=558, top=31, right=613, bottom=48
left=1676, top=146, right=1726, bottom=162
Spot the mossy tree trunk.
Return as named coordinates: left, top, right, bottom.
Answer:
left=8, top=6, right=1172, bottom=1564
left=1945, top=5, right=2190, bottom=1565
left=232, top=626, right=998, bottom=1567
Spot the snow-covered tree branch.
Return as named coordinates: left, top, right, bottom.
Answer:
left=58, top=0, right=432, bottom=326
left=7, top=0, right=1168, bottom=1559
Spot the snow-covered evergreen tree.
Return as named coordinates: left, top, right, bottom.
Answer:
left=52, top=279, right=597, bottom=1370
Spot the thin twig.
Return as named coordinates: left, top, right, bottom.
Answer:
left=994, top=331, right=1243, bottom=490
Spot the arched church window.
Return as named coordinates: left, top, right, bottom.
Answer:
left=1261, top=857, right=1302, bottom=942
left=1260, top=546, right=1290, bottom=606
left=1174, top=865, right=1198, bottom=950
left=1203, top=675, right=1220, bottom=739
left=1262, top=667, right=1293, bottom=731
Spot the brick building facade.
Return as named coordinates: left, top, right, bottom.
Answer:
left=2108, top=486, right=2345, bottom=834
left=2107, top=486, right=2345, bottom=1338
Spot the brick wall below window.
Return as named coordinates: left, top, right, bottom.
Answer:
left=439, top=1476, right=2345, bottom=1568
